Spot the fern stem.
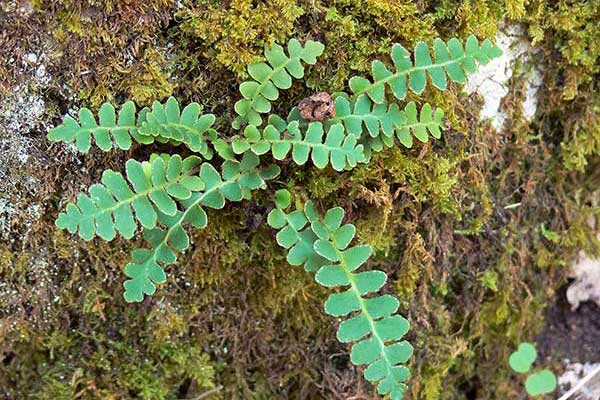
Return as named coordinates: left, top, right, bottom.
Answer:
left=260, top=137, right=349, bottom=152
left=71, top=125, right=137, bottom=135
left=144, top=122, right=208, bottom=138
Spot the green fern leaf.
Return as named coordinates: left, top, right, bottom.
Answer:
left=122, top=153, right=280, bottom=302
left=48, top=97, right=217, bottom=157
left=333, top=95, right=444, bottom=141
left=324, top=95, right=444, bottom=160
left=268, top=192, right=413, bottom=399
left=47, top=101, right=152, bottom=153
left=139, top=97, right=217, bottom=159
left=349, top=35, right=502, bottom=103
left=233, top=39, right=325, bottom=129
left=55, top=154, right=204, bottom=241
left=394, top=101, right=445, bottom=147
left=225, top=118, right=365, bottom=171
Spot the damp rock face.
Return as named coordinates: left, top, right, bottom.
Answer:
left=298, top=92, right=335, bottom=121
left=1, top=0, right=599, bottom=399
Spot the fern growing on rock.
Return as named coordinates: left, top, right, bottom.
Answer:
left=268, top=192, right=413, bottom=398
left=48, top=35, right=501, bottom=399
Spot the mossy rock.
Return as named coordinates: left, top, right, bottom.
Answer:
left=0, top=0, right=599, bottom=399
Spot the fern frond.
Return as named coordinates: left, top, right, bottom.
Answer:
left=348, top=35, right=502, bottom=103
left=47, top=101, right=152, bottom=153
left=232, top=39, right=325, bottom=129
left=266, top=189, right=329, bottom=272
left=359, top=100, right=445, bottom=161
left=139, top=97, right=217, bottom=159
left=122, top=152, right=280, bottom=302
left=289, top=94, right=445, bottom=162
left=48, top=97, right=217, bottom=157
left=330, top=95, right=445, bottom=146
left=55, top=154, right=204, bottom=241
left=224, top=116, right=365, bottom=171
left=268, top=191, right=413, bottom=400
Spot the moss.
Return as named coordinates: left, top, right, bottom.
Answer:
left=0, top=246, right=14, bottom=275
left=27, top=339, right=215, bottom=400
left=395, top=232, right=433, bottom=302
left=560, top=114, right=600, bottom=172
left=455, top=0, right=500, bottom=38
left=314, top=0, right=435, bottom=91
left=124, top=48, right=176, bottom=106
left=505, top=0, right=526, bottom=19
left=305, top=169, right=343, bottom=200
left=176, top=0, right=304, bottom=78
left=1, top=0, right=599, bottom=398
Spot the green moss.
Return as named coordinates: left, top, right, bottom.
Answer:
left=13, top=330, right=216, bottom=399
left=314, top=0, right=435, bottom=90
left=2, top=0, right=599, bottom=398
left=305, top=169, right=343, bottom=200
left=395, top=232, right=433, bottom=302
left=177, top=0, right=303, bottom=77
left=0, top=246, right=14, bottom=275
left=455, top=0, right=500, bottom=38
left=125, top=48, right=176, bottom=106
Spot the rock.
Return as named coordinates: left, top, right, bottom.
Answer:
left=559, top=361, right=600, bottom=400
left=466, top=24, right=543, bottom=130
left=568, top=248, right=600, bottom=309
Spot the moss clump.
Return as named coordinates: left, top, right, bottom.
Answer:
left=177, top=0, right=304, bottom=78
left=123, top=47, right=176, bottom=106
left=22, top=337, right=215, bottom=399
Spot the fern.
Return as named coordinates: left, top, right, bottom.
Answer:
left=287, top=95, right=444, bottom=162
left=48, top=101, right=151, bottom=152
left=232, top=39, right=325, bottom=129
left=49, top=35, right=503, bottom=400
left=56, top=154, right=205, bottom=241
left=48, top=97, right=216, bottom=158
left=327, top=95, right=445, bottom=149
left=138, top=97, right=217, bottom=159
left=123, top=152, right=280, bottom=302
left=360, top=101, right=446, bottom=161
left=268, top=190, right=413, bottom=400
left=348, top=35, right=502, bottom=103
left=222, top=116, right=365, bottom=171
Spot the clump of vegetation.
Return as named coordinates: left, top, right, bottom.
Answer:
left=47, top=36, right=501, bottom=398
left=2, top=0, right=598, bottom=398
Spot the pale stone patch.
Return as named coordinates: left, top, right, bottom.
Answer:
left=523, top=67, right=543, bottom=121
left=567, top=250, right=600, bottom=309
left=559, top=361, right=600, bottom=400
left=567, top=204, right=600, bottom=310
left=466, top=25, right=543, bottom=130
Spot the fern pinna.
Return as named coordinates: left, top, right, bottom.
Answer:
left=48, top=35, right=501, bottom=398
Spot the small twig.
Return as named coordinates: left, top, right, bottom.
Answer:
left=503, top=202, right=522, bottom=210
left=183, top=385, right=223, bottom=400
left=557, top=364, right=600, bottom=400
